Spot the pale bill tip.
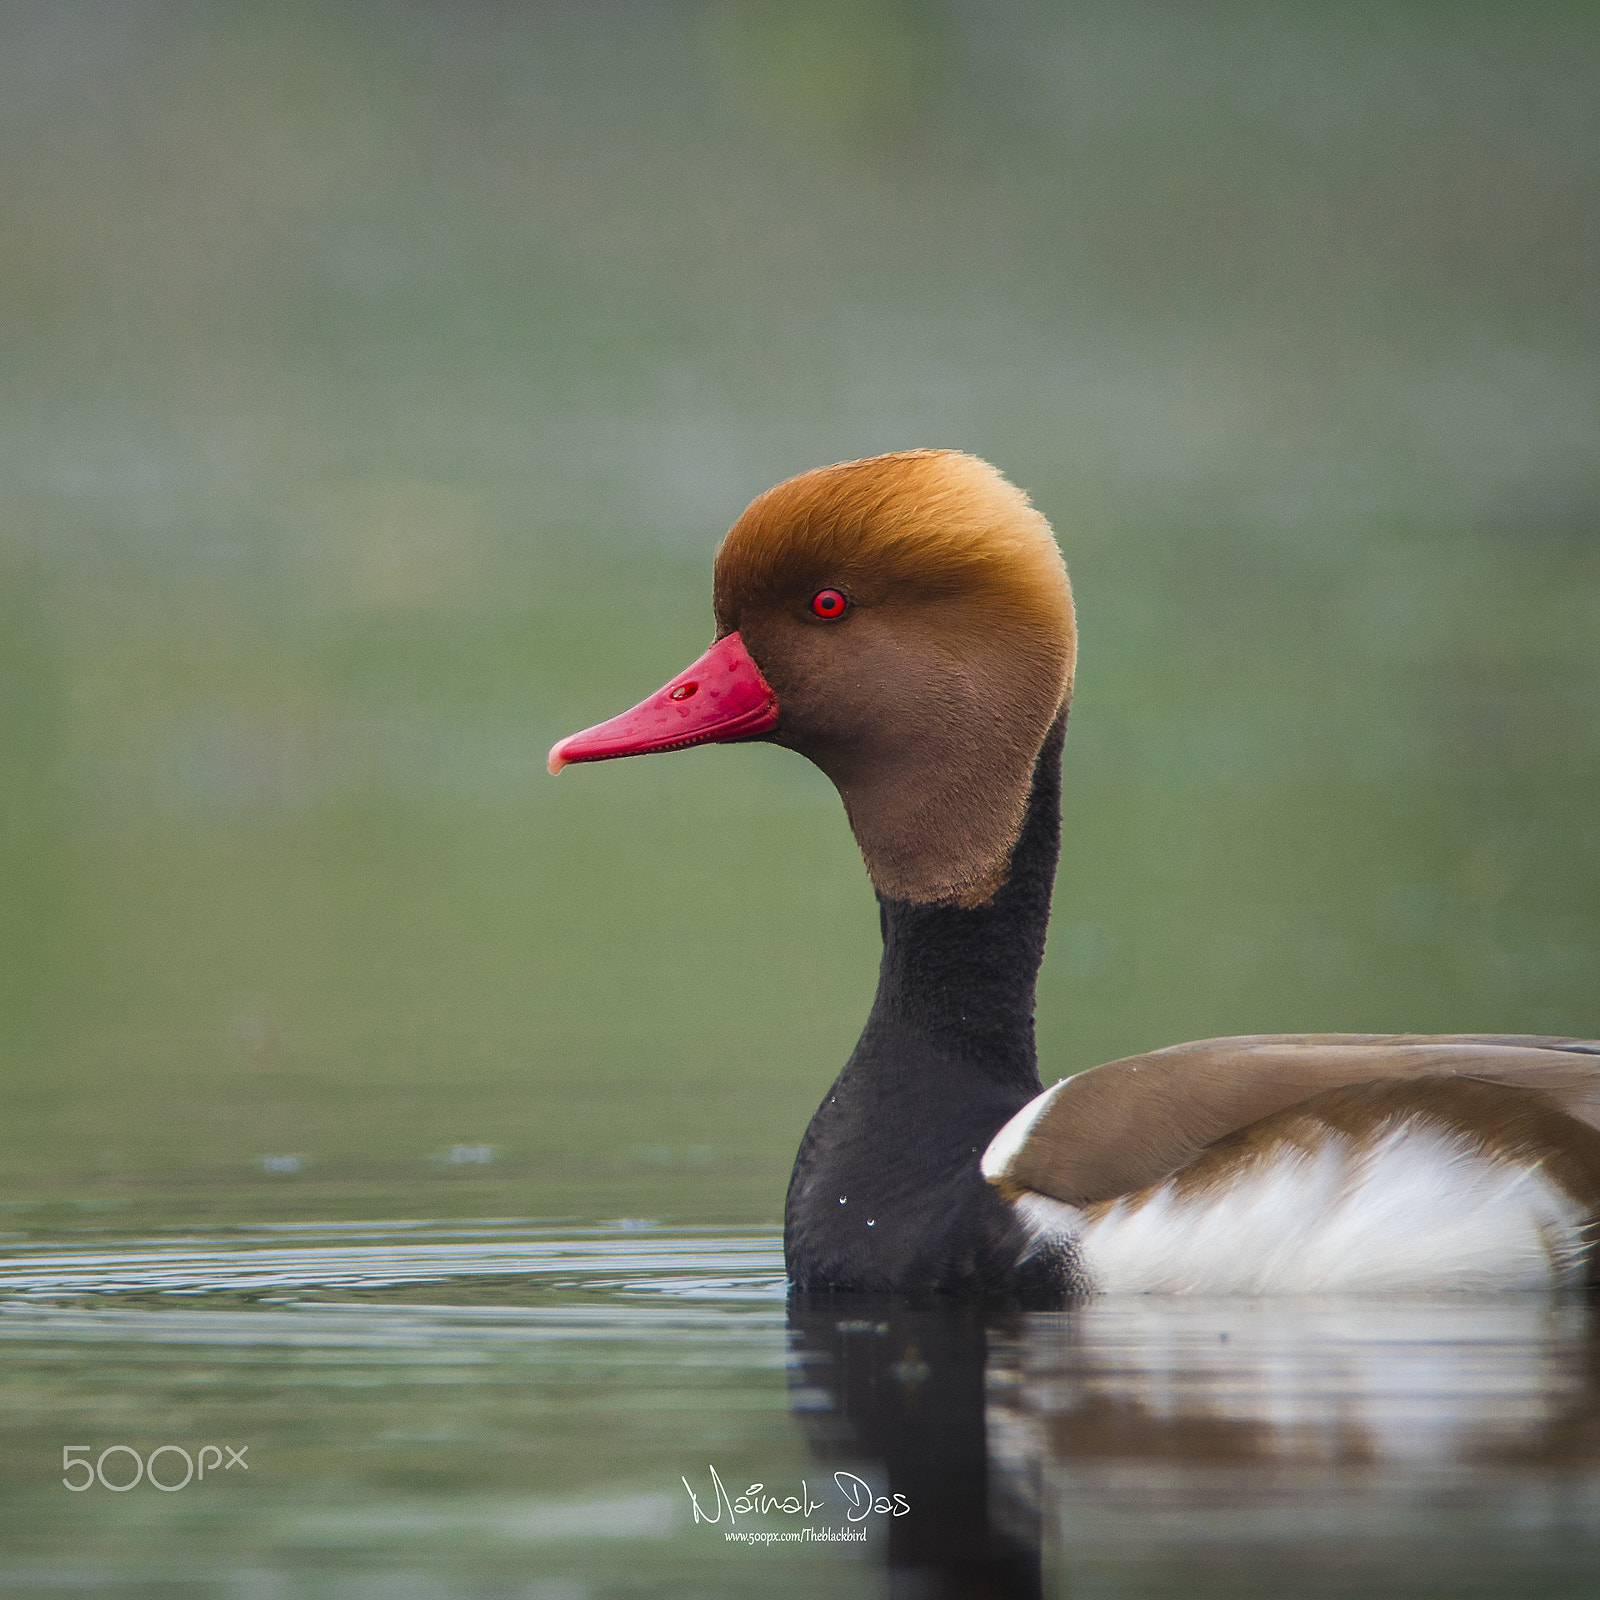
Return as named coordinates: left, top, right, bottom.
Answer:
left=547, top=743, right=569, bottom=776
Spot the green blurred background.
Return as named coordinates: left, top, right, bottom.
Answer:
left=2, top=0, right=1596, bottom=1231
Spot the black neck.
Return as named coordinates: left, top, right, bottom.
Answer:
left=863, top=711, right=1064, bottom=1097
left=784, top=712, right=1067, bottom=1294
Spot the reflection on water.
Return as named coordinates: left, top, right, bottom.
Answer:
left=789, top=1296, right=1044, bottom=1599
left=3, top=1224, right=1600, bottom=1597
left=1008, top=1298, right=1600, bottom=1598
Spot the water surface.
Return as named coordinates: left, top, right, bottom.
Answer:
left=4, top=1223, right=1599, bottom=1597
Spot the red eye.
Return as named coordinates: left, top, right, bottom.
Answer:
left=810, top=588, right=849, bottom=620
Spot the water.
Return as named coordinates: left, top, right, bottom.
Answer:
left=4, top=1223, right=1599, bottom=1597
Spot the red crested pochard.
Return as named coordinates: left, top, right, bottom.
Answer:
left=550, top=450, right=1600, bottom=1297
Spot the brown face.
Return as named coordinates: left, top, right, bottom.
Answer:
left=713, top=451, right=1075, bottom=906
left=549, top=449, right=1075, bottom=908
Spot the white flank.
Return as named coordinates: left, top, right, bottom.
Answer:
left=981, top=1080, right=1068, bottom=1183
left=1013, top=1122, right=1588, bottom=1294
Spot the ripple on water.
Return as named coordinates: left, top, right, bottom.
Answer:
left=0, top=1221, right=791, bottom=1363
left=0, top=1219, right=788, bottom=1301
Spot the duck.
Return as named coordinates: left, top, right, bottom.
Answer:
left=549, top=449, right=1600, bottom=1298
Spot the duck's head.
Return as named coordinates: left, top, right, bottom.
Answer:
left=550, top=450, right=1075, bottom=907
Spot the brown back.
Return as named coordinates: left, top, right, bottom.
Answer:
left=994, top=1034, right=1600, bottom=1205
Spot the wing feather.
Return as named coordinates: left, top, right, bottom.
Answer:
left=983, top=1034, right=1600, bottom=1206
